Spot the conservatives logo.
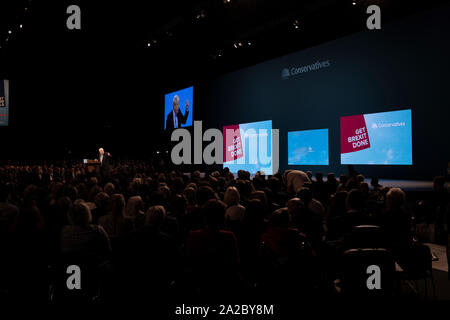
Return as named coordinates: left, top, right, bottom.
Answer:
left=281, top=60, right=331, bottom=80
left=281, top=68, right=290, bottom=80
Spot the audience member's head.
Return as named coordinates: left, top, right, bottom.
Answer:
left=68, top=200, right=92, bottom=228
left=104, top=182, right=116, bottom=196
left=269, top=208, right=290, bottom=228
left=197, top=185, right=216, bottom=207
left=126, top=196, right=144, bottom=218
left=170, top=194, right=187, bottom=217
left=184, top=187, right=197, bottom=206
left=109, top=193, right=126, bottom=218
left=286, top=170, right=310, bottom=194
left=346, top=189, right=365, bottom=212
left=224, top=186, right=240, bottom=207
left=202, top=199, right=226, bottom=228
left=386, top=187, right=406, bottom=210
left=94, top=192, right=110, bottom=210
left=145, top=205, right=166, bottom=226
left=315, top=172, right=323, bottom=183
left=298, top=187, right=313, bottom=205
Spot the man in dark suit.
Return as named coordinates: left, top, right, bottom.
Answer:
left=98, top=148, right=111, bottom=166
left=166, top=95, right=189, bottom=130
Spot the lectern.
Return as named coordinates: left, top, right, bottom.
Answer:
left=83, top=159, right=100, bottom=172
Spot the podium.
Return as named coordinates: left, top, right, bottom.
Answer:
left=84, top=159, right=100, bottom=172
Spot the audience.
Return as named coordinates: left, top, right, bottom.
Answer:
left=0, top=160, right=447, bottom=302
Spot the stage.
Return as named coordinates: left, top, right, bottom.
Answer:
left=373, top=179, right=434, bottom=192
left=191, top=172, right=436, bottom=192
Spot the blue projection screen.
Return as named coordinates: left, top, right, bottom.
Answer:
left=222, top=120, right=273, bottom=174
left=340, top=109, right=412, bottom=165
left=288, top=129, right=329, bottom=165
left=164, top=86, right=193, bottom=130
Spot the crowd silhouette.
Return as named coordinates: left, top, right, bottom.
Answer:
left=0, top=160, right=448, bottom=303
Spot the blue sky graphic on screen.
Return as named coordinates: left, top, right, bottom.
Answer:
left=340, top=109, right=412, bottom=165
left=223, top=120, right=273, bottom=174
left=164, top=86, right=193, bottom=129
left=288, top=129, right=329, bottom=165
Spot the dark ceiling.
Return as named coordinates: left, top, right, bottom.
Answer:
left=0, top=0, right=449, bottom=159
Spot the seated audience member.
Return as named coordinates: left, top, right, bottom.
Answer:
left=326, top=191, right=348, bottom=220
left=60, top=200, right=111, bottom=260
left=114, top=204, right=179, bottom=301
left=267, top=176, right=287, bottom=208
left=337, top=174, right=348, bottom=192
left=260, top=208, right=315, bottom=293
left=147, top=203, right=178, bottom=238
left=0, top=183, right=19, bottom=234
left=238, top=199, right=266, bottom=282
left=91, top=192, right=110, bottom=224
left=326, top=189, right=372, bottom=240
left=224, top=186, right=245, bottom=222
left=183, top=186, right=197, bottom=214
left=103, top=182, right=116, bottom=196
left=379, top=188, right=412, bottom=250
left=287, top=198, right=323, bottom=252
left=182, top=185, right=215, bottom=233
left=370, top=177, right=382, bottom=191
left=125, top=195, right=145, bottom=230
left=6, top=185, right=48, bottom=301
left=286, top=170, right=311, bottom=197
left=298, top=187, right=325, bottom=218
left=325, top=172, right=338, bottom=198
left=248, top=190, right=268, bottom=217
left=98, top=194, right=134, bottom=240
left=185, top=199, right=240, bottom=294
left=312, top=172, right=328, bottom=206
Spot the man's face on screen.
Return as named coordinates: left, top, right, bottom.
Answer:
left=173, top=101, right=179, bottom=114
left=99, top=148, right=104, bottom=155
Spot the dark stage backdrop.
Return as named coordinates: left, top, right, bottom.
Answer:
left=201, top=5, right=450, bottom=180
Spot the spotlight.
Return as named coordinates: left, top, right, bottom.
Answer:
left=223, top=0, right=231, bottom=4
left=8, top=30, right=12, bottom=34
left=293, top=20, right=300, bottom=29
left=147, top=42, right=151, bottom=47
left=196, top=9, right=207, bottom=20
left=352, top=1, right=357, bottom=5
left=19, top=24, right=23, bottom=29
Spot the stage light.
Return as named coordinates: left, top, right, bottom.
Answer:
left=8, top=30, right=12, bottom=34
left=147, top=42, right=151, bottom=47
left=293, top=20, right=300, bottom=29
left=196, top=9, right=207, bottom=20
left=19, top=24, right=23, bottom=29
left=352, top=1, right=357, bottom=5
